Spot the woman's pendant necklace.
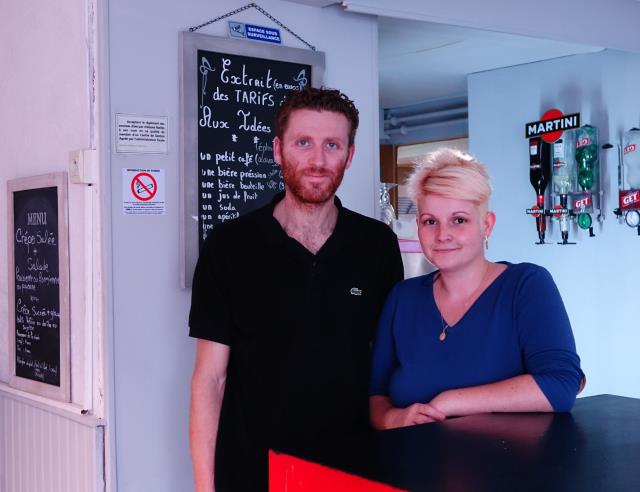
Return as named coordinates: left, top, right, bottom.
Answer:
left=436, top=263, right=491, bottom=342
left=439, top=317, right=449, bottom=341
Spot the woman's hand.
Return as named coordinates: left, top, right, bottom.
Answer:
left=370, top=395, right=446, bottom=430
left=383, top=403, right=447, bottom=429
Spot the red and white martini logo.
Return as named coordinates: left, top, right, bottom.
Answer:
left=525, top=109, right=581, bottom=143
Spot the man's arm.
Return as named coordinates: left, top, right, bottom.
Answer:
left=190, top=339, right=230, bottom=492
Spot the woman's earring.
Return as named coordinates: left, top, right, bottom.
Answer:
left=484, top=236, right=489, bottom=250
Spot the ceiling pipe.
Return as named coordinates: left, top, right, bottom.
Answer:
left=384, top=117, right=468, bottom=136
left=384, top=106, right=468, bottom=126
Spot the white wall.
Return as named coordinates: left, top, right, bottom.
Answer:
left=106, top=1, right=379, bottom=490
left=468, top=49, right=640, bottom=399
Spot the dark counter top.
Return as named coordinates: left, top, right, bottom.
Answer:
left=276, top=395, right=640, bottom=492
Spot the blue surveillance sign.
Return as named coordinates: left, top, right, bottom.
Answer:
left=228, top=21, right=281, bottom=44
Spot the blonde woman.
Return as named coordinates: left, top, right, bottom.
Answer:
left=369, top=148, right=584, bottom=429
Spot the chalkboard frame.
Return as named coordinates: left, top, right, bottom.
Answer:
left=179, top=32, right=325, bottom=287
left=7, top=173, right=71, bottom=402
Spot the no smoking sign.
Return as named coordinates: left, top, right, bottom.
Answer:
left=123, top=168, right=165, bottom=215
left=131, top=172, right=157, bottom=201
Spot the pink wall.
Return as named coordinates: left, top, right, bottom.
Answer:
left=0, top=0, right=99, bottom=410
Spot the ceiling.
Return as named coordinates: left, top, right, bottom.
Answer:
left=282, top=2, right=604, bottom=110
left=378, top=16, right=603, bottom=109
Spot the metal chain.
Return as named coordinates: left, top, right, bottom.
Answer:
left=188, top=3, right=254, bottom=32
left=188, top=2, right=316, bottom=51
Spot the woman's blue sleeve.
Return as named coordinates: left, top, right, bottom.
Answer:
left=369, top=286, right=400, bottom=396
left=516, top=266, right=584, bottom=412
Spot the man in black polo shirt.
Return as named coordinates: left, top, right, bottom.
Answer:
left=189, top=87, right=403, bottom=492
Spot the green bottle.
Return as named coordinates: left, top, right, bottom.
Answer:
left=575, top=125, right=598, bottom=191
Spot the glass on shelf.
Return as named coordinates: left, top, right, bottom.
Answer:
left=379, top=182, right=397, bottom=227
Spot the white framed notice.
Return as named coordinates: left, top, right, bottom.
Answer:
left=116, top=114, right=169, bottom=154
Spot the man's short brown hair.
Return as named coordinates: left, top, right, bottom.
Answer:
left=274, top=87, right=359, bottom=146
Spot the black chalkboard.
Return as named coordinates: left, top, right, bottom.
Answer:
left=12, top=187, right=61, bottom=385
left=8, top=173, right=70, bottom=401
left=181, top=34, right=325, bottom=285
left=196, top=49, right=310, bottom=247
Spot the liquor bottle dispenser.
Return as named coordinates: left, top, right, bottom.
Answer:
left=613, top=128, right=640, bottom=234
left=527, top=136, right=551, bottom=244
left=551, top=137, right=576, bottom=244
left=571, top=125, right=603, bottom=237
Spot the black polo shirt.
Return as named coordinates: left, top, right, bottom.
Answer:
left=189, top=193, right=403, bottom=491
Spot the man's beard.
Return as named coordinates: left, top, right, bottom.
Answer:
left=280, top=154, right=348, bottom=204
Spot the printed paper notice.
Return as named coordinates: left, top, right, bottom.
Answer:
left=116, top=114, right=168, bottom=154
left=123, top=168, right=165, bottom=215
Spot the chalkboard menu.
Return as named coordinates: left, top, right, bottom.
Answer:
left=181, top=33, right=325, bottom=285
left=8, top=173, right=70, bottom=401
left=196, top=49, right=310, bottom=247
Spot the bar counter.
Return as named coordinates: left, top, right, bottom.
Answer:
left=271, top=395, right=640, bottom=491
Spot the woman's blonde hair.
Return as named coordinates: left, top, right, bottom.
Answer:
left=406, top=148, right=492, bottom=207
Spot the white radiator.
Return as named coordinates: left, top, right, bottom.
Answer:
left=0, top=389, right=105, bottom=492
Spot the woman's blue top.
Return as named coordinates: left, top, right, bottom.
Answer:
left=369, top=262, right=583, bottom=411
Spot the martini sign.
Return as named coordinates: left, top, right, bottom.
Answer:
left=525, top=109, right=580, bottom=143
